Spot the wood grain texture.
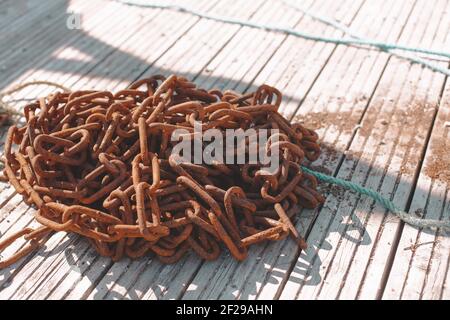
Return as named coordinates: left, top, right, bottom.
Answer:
left=0, top=0, right=449, bottom=300
left=282, top=0, right=449, bottom=300
left=383, top=56, right=450, bottom=300
left=182, top=0, right=366, bottom=300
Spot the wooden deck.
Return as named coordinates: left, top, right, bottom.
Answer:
left=0, top=0, right=449, bottom=300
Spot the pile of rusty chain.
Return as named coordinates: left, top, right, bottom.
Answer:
left=0, top=75, right=324, bottom=268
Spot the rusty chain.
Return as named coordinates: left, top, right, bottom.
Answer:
left=0, top=75, right=324, bottom=268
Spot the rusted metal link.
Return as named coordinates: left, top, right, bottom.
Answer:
left=0, top=227, right=49, bottom=269
left=0, top=74, right=323, bottom=268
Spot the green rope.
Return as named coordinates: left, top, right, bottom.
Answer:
left=301, top=166, right=450, bottom=232
left=115, top=0, right=450, bottom=77
left=282, top=0, right=450, bottom=79
left=113, top=0, right=450, bottom=231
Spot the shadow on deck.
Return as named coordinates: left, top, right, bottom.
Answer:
left=0, top=139, right=444, bottom=300
left=0, top=0, right=302, bottom=105
left=0, top=0, right=447, bottom=300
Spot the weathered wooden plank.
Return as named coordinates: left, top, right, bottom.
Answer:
left=181, top=0, right=415, bottom=300
left=68, top=0, right=224, bottom=91
left=2, top=3, right=221, bottom=300
left=1, top=0, right=448, bottom=300
left=356, top=0, right=450, bottom=300
left=27, top=0, right=219, bottom=300
left=57, top=0, right=321, bottom=300
left=257, top=0, right=414, bottom=299
left=0, top=0, right=158, bottom=214
left=282, top=0, right=449, bottom=300
left=443, top=258, right=450, bottom=299
left=194, top=0, right=315, bottom=92
left=0, top=196, right=49, bottom=290
left=0, top=0, right=101, bottom=90
left=246, top=0, right=369, bottom=117
left=181, top=0, right=367, bottom=300
left=22, top=0, right=364, bottom=300
left=139, top=3, right=368, bottom=299
left=0, top=0, right=84, bottom=51
left=0, top=0, right=212, bottom=300
left=252, top=0, right=420, bottom=299
left=64, top=0, right=270, bottom=300
left=0, top=0, right=65, bottom=41
left=383, top=68, right=450, bottom=300
left=40, top=243, right=103, bottom=300
left=102, top=0, right=264, bottom=89
left=90, top=0, right=316, bottom=300
left=5, top=1, right=163, bottom=106
left=0, top=0, right=166, bottom=296
left=0, top=0, right=143, bottom=99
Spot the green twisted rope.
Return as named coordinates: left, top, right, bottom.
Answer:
left=282, top=0, right=450, bottom=78
left=301, top=166, right=450, bottom=232
left=115, top=0, right=450, bottom=77
left=2, top=3, right=447, bottom=232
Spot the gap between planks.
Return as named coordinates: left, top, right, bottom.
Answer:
left=280, top=0, right=448, bottom=298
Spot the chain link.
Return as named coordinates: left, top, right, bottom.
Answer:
left=0, top=75, right=323, bottom=268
